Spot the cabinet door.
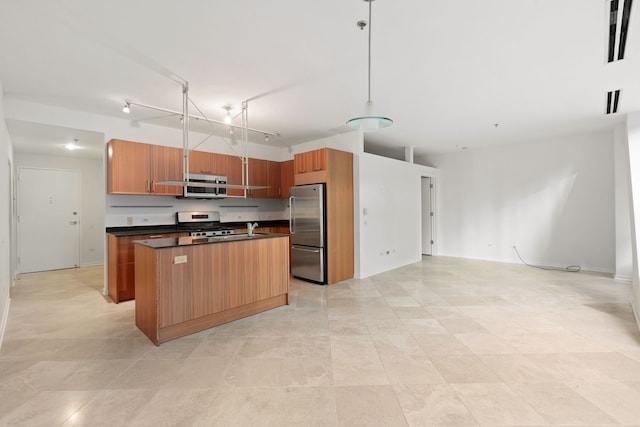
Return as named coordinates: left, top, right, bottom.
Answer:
left=247, top=158, right=269, bottom=198
left=107, top=139, right=151, bottom=194
left=188, top=150, right=213, bottom=174
left=267, top=161, right=281, bottom=198
left=294, top=149, right=327, bottom=174
left=108, top=232, right=188, bottom=303
left=152, top=145, right=184, bottom=196
left=280, top=160, right=294, bottom=199
left=226, top=155, right=244, bottom=197
left=311, top=149, right=328, bottom=171
left=294, top=152, right=312, bottom=174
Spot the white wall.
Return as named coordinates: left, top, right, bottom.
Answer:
left=358, top=153, right=437, bottom=278
left=422, top=131, right=615, bottom=273
left=614, top=125, right=633, bottom=281
left=14, top=152, right=105, bottom=266
left=625, top=112, right=640, bottom=329
left=0, top=81, right=15, bottom=349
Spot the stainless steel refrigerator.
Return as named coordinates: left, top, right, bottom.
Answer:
left=289, top=183, right=326, bottom=284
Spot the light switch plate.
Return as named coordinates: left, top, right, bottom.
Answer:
left=174, top=255, right=188, bottom=264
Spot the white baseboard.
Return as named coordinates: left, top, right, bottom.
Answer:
left=615, top=275, right=633, bottom=283
left=79, top=261, right=104, bottom=268
left=0, top=295, right=10, bottom=351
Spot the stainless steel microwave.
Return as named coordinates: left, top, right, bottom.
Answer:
left=184, top=174, right=227, bottom=198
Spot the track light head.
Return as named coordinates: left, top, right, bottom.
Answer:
left=223, top=105, right=232, bottom=124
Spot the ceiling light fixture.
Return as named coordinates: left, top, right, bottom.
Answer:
left=264, top=134, right=269, bottom=143
left=65, top=138, right=79, bottom=150
left=223, top=105, right=232, bottom=124
left=346, top=0, right=393, bottom=131
left=122, top=102, right=130, bottom=114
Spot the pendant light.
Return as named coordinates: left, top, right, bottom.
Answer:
left=346, top=0, right=393, bottom=131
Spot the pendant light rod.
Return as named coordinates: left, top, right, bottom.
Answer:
left=123, top=99, right=280, bottom=137
left=182, top=83, right=189, bottom=184
left=346, top=0, right=393, bottom=130
left=367, top=0, right=372, bottom=104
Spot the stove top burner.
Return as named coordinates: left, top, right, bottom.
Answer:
left=176, top=211, right=235, bottom=237
left=188, top=229, right=235, bottom=237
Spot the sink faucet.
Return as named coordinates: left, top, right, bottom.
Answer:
left=247, top=222, right=259, bottom=237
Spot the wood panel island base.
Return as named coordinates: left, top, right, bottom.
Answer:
left=134, top=233, right=289, bottom=345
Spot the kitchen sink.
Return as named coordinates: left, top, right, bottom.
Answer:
left=213, top=232, right=266, bottom=240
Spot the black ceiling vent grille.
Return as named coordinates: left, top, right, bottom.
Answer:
left=608, top=0, right=634, bottom=62
left=618, top=0, right=633, bottom=59
left=606, top=90, right=622, bottom=114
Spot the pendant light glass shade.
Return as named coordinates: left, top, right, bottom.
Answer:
left=346, top=115, right=393, bottom=130
left=347, top=0, right=392, bottom=132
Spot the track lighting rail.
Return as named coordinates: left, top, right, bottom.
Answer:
left=124, top=99, right=280, bottom=137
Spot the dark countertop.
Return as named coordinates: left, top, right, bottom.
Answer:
left=133, top=232, right=289, bottom=249
left=106, top=220, right=289, bottom=237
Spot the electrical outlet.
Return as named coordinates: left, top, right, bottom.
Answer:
left=126, top=216, right=133, bottom=225
left=174, top=255, right=188, bottom=264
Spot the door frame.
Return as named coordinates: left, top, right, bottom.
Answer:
left=421, top=175, right=436, bottom=256
left=16, top=166, right=82, bottom=273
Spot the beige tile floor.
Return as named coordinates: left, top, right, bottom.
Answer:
left=1, top=257, right=640, bottom=426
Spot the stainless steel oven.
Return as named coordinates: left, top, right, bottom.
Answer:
left=184, top=174, right=227, bottom=198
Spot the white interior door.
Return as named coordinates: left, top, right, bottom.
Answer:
left=421, top=177, right=433, bottom=256
left=18, top=168, right=81, bottom=273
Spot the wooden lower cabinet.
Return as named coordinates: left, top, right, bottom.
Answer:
left=134, top=236, right=290, bottom=345
left=107, top=232, right=187, bottom=303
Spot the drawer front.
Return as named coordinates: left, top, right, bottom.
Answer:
left=291, top=245, right=324, bottom=283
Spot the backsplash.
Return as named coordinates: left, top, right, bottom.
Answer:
left=105, top=194, right=288, bottom=227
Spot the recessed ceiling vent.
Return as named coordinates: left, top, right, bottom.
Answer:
left=606, top=89, right=622, bottom=114
left=608, top=0, right=634, bottom=62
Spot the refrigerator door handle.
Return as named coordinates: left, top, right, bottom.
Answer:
left=289, top=195, right=295, bottom=234
left=293, top=247, right=321, bottom=253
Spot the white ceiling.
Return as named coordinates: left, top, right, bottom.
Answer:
left=1, top=0, right=638, bottom=159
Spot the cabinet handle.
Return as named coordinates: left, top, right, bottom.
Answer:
left=150, top=180, right=154, bottom=193
left=149, top=235, right=164, bottom=238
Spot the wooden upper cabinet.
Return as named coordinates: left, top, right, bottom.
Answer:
left=107, top=139, right=184, bottom=196
left=247, top=158, right=269, bottom=198
left=267, top=161, right=281, bottom=198
left=226, top=155, right=244, bottom=197
left=294, top=148, right=327, bottom=174
left=280, top=160, right=294, bottom=199
left=188, top=150, right=227, bottom=176
left=108, top=138, right=297, bottom=199
left=188, top=150, right=213, bottom=174
left=245, top=159, right=283, bottom=198
left=108, top=139, right=152, bottom=194
left=152, top=145, right=184, bottom=196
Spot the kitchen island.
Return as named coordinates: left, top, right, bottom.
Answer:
left=134, top=233, right=289, bottom=345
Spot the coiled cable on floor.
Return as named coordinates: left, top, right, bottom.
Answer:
left=512, top=246, right=581, bottom=273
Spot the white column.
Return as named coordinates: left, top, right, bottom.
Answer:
left=404, top=146, right=414, bottom=164
left=625, top=112, right=640, bottom=330
left=614, top=125, right=633, bottom=281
